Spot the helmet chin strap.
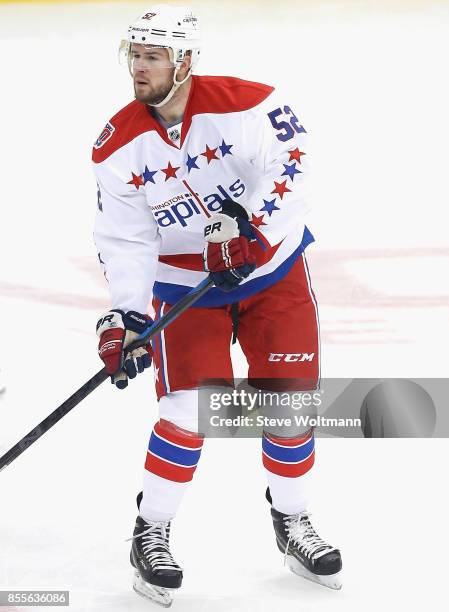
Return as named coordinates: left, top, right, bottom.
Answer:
left=148, top=67, right=192, bottom=109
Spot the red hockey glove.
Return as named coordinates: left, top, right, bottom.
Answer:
left=203, top=212, right=256, bottom=291
left=96, top=310, right=153, bottom=390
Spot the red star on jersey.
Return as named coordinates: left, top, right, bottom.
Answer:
left=271, top=180, right=291, bottom=200
left=288, top=148, right=306, bottom=164
left=161, top=161, right=180, bottom=181
left=250, top=213, right=267, bottom=227
left=127, top=172, right=145, bottom=190
left=201, top=145, right=219, bottom=164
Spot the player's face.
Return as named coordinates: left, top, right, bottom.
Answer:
left=130, top=44, right=175, bottom=105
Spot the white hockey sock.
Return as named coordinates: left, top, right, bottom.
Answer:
left=262, top=429, right=315, bottom=515
left=265, top=471, right=312, bottom=515
left=140, top=391, right=204, bottom=522
left=140, top=471, right=190, bottom=522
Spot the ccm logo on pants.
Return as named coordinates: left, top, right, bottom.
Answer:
left=268, top=353, right=315, bottom=362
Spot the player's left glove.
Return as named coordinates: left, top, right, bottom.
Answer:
left=96, top=310, right=153, bottom=390
left=203, top=199, right=257, bottom=292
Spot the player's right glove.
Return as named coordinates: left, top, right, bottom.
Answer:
left=96, top=310, right=153, bottom=390
left=203, top=199, right=257, bottom=292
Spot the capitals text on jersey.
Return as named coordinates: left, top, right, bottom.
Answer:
left=151, top=178, right=245, bottom=228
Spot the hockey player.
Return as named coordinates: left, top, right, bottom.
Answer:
left=93, top=4, right=342, bottom=606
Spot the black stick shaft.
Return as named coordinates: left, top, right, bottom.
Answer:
left=0, top=277, right=214, bottom=472
left=125, top=277, right=214, bottom=355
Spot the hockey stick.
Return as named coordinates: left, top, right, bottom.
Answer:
left=0, top=277, right=215, bottom=472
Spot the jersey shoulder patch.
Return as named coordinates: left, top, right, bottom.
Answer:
left=190, top=75, right=274, bottom=116
left=92, top=100, right=155, bottom=164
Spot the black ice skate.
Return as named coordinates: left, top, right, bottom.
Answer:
left=129, top=493, right=183, bottom=607
left=266, top=488, right=342, bottom=590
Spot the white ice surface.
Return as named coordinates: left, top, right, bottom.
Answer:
left=0, top=1, right=448, bottom=611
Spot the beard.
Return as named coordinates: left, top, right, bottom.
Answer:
left=133, top=76, right=174, bottom=106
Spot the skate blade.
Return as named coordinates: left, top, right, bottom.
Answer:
left=133, top=571, right=176, bottom=608
left=286, top=556, right=342, bottom=590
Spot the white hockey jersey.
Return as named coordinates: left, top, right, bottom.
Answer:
left=93, top=75, right=313, bottom=311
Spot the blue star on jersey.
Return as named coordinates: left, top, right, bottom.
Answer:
left=281, top=162, right=301, bottom=182
left=186, top=154, right=199, bottom=172
left=219, top=139, right=233, bottom=157
left=259, top=198, right=280, bottom=217
left=143, top=166, right=158, bottom=184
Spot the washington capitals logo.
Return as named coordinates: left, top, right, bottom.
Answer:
left=94, top=122, right=115, bottom=149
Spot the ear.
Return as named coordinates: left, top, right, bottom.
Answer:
left=178, top=52, right=192, bottom=78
